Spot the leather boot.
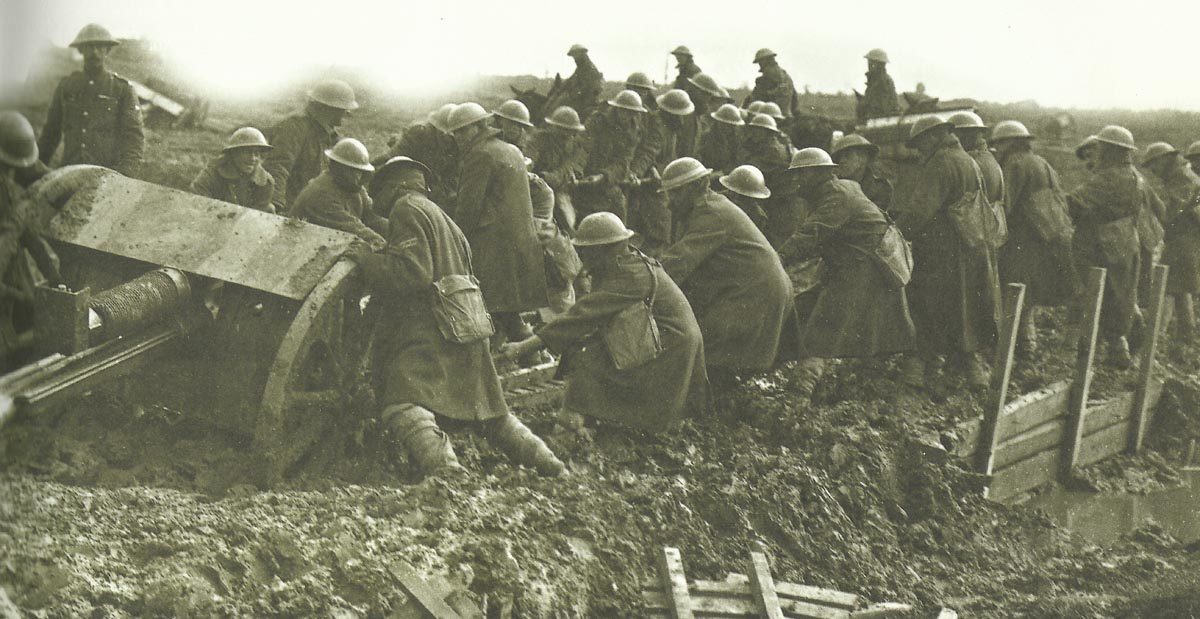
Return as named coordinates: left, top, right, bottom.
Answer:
left=898, top=355, right=925, bottom=388
left=483, top=414, right=566, bottom=477
left=382, top=404, right=461, bottom=475
left=792, top=357, right=826, bottom=400
left=1107, top=337, right=1134, bottom=369
left=965, top=352, right=990, bottom=392
left=1016, top=306, right=1038, bottom=355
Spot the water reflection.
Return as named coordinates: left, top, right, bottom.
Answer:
left=1026, top=471, right=1200, bottom=545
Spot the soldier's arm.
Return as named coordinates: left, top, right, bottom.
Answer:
left=361, top=192, right=390, bottom=236
left=297, top=189, right=386, bottom=249
left=251, top=175, right=276, bottom=214
left=450, top=146, right=491, bottom=231
left=630, top=120, right=663, bottom=178
left=353, top=199, right=434, bottom=297
left=37, top=81, right=65, bottom=166
left=0, top=220, right=30, bottom=302
left=537, top=282, right=645, bottom=354
left=189, top=164, right=217, bottom=198
left=262, top=123, right=300, bottom=211
left=895, top=165, right=947, bottom=235
left=659, top=211, right=729, bottom=284
left=114, top=79, right=145, bottom=177
left=779, top=200, right=847, bottom=260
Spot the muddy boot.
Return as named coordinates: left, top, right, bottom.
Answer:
left=792, top=357, right=827, bottom=401
left=1016, top=306, right=1038, bottom=356
left=898, top=355, right=925, bottom=389
left=965, top=352, right=990, bottom=392
left=1106, top=337, right=1134, bottom=369
left=483, top=414, right=566, bottom=477
left=382, top=404, right=462, bottom=475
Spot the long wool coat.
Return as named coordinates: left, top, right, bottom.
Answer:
left=1156, top=164, right=1200, bottom=295
left=263, top=109, right=338, bottom=212
left=997, top=149, right=1078, bottom=306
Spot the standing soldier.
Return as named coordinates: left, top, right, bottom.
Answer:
left=659, top=157, right=797, bottom=386
left=373, top=103, right=460, bottom=212
left=697, top=103, right=744, bottom=175
left=1141, top=141, right=1200, bottom=347
left=492, top=99, right=534, bottom=151
left=38, top=24, right=144, bottom=177
left=190, top=127, right=276, bottom=213
left=896, top=117, right=1000, bottom=392
left=1076, top=135, right=1100, bottom=171
left=671, top=46, right=703, bottom=95
left=291, top=138, right=388, bottom=249
left=1066, top=125, right=1146, bottom=367
left=263, top=79, right=358, bottom=213
left=990, top=120, right=1077, bottom=355
left=739, top=113, right=790, bottom=194
left=779, top=148, right=916, bottom=399
left=577, top=90, right=648, bottom=222
left=747, top=48, right=798, bottom=119
left=951, top=111, right=1004, bottom=207
left=717, top=164, right=771, bottom=233
left=446, top=102, right=548, bottom=347
left=554, top=44, right=605, bottom=122
left=830, top=134, right=893, bottom=212
left=350, top=156, right=563, bottom=477
left=526, top=106, right=588, bottom=231
left=856, top=48, right=900, bottom=121
left=624, top=73, right=670, bottom=252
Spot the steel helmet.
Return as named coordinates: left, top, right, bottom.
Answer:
left=371, top=156, right=432, bottom=194
left=949, top=111, right=987, bottom=130
left=686, top=73, right=723, bottom=98
left=990, top=120, right=1033, bottom=143
left=625, top=72, right=655, bottom=91
left=324, top=137, right=374, bottom=171
left=719, top=165, right=771, bottom=199
left=70, top=23, right=119, bottom=48
left=659, top=157, right=713, bottom=192
left=567, top=44, right=588, bottom=56
left=710, top=103, right=745, bottom=126
left=1095, top=125, right=1136, bottom=150
left=573, top=212, right=634, bottom=246
left=760, top=102, right=786, bottom=121
left=428, top=103, right=458, bottom=133
left=747, top=101, right=766, bottom=115
left=1075, top=135, right=1099, bottom=160
left=748, top=113, right=779, bottom=133
left=1186, top=140, right=1200, bottom=160
left=830, top=133, right=879, bottom=158
left=608, top=90, right=648, bottom=113
left=494, top=99, right=533, bottom=127
left=1141, top=142, right=1178, bottom=167
left=864, top=48, right=889, bottom=63
left=655, top=89, right=695, bottom=116
left=671, top=45, right=693, bottom=57
left=906, top=116, right=953, bottom=146
left=446, top=102, right=492, bottom=132
left=788, top=147, right=838, bottom=170
left=545, top=106, right=586, bottom=131
left=223, top=127, right=272, bottom=151
left=753, top=48, right=777, bottom=63
left=307, top=79, right=360, bottom=111
left=0, top=111, right=39, bottom=167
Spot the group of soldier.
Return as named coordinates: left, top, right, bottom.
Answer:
left=3, top=24, right=1200, bottom=479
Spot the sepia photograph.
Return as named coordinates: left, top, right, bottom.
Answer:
left=1, top=0, right=1199, bottom=616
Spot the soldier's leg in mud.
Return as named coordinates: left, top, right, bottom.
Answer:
left=381, top=404, right=462, bottom=476
left=792, top=357, right=827, bottom=402
left=478, top=413, right=565, bottom=477
left=1016, top=303, right=1038, bottom=356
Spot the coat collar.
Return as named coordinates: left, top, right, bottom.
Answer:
left=217, top=158, right=271, bottom=186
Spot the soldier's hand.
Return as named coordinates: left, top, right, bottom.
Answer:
left=343, top=239, right=375, bottom=262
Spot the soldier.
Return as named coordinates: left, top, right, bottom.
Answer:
left=492, top=99, right=534, bottom=151
left=526, top=106, right=588, bottom=231
left=856, top=48, right=900, bottom=121
left=739, top=113, right=790, bottom=195
left=499, top=213, right=709, bottom=436
left=350, top=156, right=563, bottom=477
left=556, top=44, right=605, bottom=121
left=671, top=45, right=703, bottom=94
left=658, top=157, right=797, bottom=385
left=830, top=134, right=893, bottom=212
left=1141, top=141, right=1200, bottom=346
left=685, top=72, right=724, bottom=118
left=576, top=90, right=649, bottom=222
left=38, top=24, right=144, bottom=177
left=624, top=73, right=671, bottom=252
left=951, top=111, right=1004, bottom=206
left=263, top=79, right=359, bottom=213
left=526, top=163, right=582, bottom=318
left=697, top=103, right=744, bottom=175
left=446, top=102, right=548, bottom=347
left=778, top=148, right=916, bottom=399
left=758, top=102, right=795, bottom=152
left=1066, top=125, right=1147, bottom=367
left=190, top=127, right=276, bottom=213
left=747, top=48, right=799, bottom=119
left=717, top=164, right=770, bottom=233
left=292, top=137, right=387, bottom=248
left=1, top=112, right=61, bottom=371
left=373, top=103, right=460, bottom=212
left=1076, top=134, right=1100, bottom=171
left=990, top=120, right=1077, bottom=354
left=895, top=116, right=1000, bottom=392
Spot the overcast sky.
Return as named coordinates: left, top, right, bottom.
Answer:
left=1, top=0, right=1195, bottom=110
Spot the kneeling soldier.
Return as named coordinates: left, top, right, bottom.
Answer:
left=191, top=127, right=276, bottom=213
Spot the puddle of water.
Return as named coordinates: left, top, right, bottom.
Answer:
left=1026, top=470, right=1200, bottom=545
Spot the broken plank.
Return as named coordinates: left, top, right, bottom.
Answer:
left=388, top=563, right=462, bottom=619
left=849, top=603, right=915, bottom=618
left=747, top=552, right=785, bottom=619
left=659, top=547, right=695, bottom=619
left=643, top=577, right=859, bottom=609
left=643, top=590, right=850, bottom=619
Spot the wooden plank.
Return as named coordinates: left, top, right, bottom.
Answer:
left=949, top=380, right=1071, bottom=460
left=1079, top=418, right=1134, bottom=467
left=1062, top=267, right=1105, bottom=478
left=747, top=552, right=785, bottom=619
left=642, top=591, right=850, bottom=618
left=659, top=547, right=695, bottom=619
left=989, top=446, right=1060, bottom=502
left=499, top=360, right=558, bottom=391
left=389, top=563, right=462, bottom=619
left=1129, top=263, right=1168, bottom=454
left=994, top=387, right=1138, bottom=469
left=642, top=578, right=859, bottom=610
left=976, top=283, right=1026, bottom=482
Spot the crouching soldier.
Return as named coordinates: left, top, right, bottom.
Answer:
left=499, top=213, right=708, bottom=435
left=191, top=127, right=276, bottom=212
left=292, top=137, right=388, bottom=249
left=351, top=156, right=564, bottom=477
left=527, top=163, right=583, bottom=318
left=778, top=148, right=916, bottom=399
